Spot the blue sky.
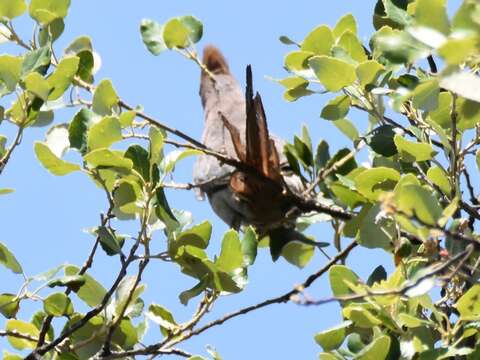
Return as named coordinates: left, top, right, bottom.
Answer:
left=0, top=1, right=461, bottom=358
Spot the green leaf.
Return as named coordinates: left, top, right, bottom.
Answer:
left=114, top=276, right=145, bottom=319
left=140, top=19, right=167, bottom=55
left=375, top=0, right=412, bottom=29
left=178, top=15, right=203, bottom=44
left=0, top=293, right=20, bottom=319
left=97, top=226, right=122, bottom=256
left=282, top=241, right=314, bottom=268
left=0, top=242, right=22, bottom=274
left=149, top=127, right=164, bottom=165
left=155, top=187, right=179, bottom=233
left=343, top=305, right=382, bottom=327
left=372, top=27, right=430, bottom=64
left=125, top=145, right=150, bottom=182
left=163, top=18, right=190, bottom=49
left=452, top=0, right=480, bottom=31
left=457, top=284, right=480, bottom=318
left=65, top=265, right=107, bottom=307
left=84, top=148, right=133, bottom=170
left=338, top=31, right=367, bottom=62
left=0, top=55, right=22, bottom=92
left=112, top=318, right=138, bottom=350
left=318, top=354, right=340, bottom=360
left=439, top=71, right=480, bottom=103
left=279, top=35, right=298, bottom=45
left=34, top=141, right=80, bottom=176
left=331, top=182, right=366, bottom=209
left=113, top=180, right=141, bottom=216
left=64, top=36, right=94, bottom=82
left=438, top=36, right=478, bottom=65
left=216, top=230, right=243, bottom=273
left=356, top=335, right=391, bottom=360
left=276, top=76, right=307, bottom=89
left=172, top=221, right=212, bottom=254
left=397, top=313, right=428, bottom=328
left=5, top=319, right=39, bottom=350
left=0, top=0, right=26, bottom=19
left=315, top=140, right=330, bottom=169
left=427, top=91, right=452, bottom=129
left=21, top=46, right=51, bottom=76
left=314, top=321, right=351, bottom=351
left=301, top=25, right=334, bottom=55
left=160, top=149, right=202, bottom=173
left=69, top=108, right=94, bottom=154
left=46, top=56, right=79, bottom=100
left=147, top=303, right=177, bottom=336
left=333, top=118, right=359, bottom=142
left=394, top=135, right=436, bottom=162
left=22, top=72, right=51, bottom=100
left=118, top=110, right=135, bottom=128
left=37, top=18, right=64, bottom=45
left=477, top=150, right=480, bottom=172
left=426, top=166, right=451, bottom=195
left=43, top=292, right=73, bottom=316
left=284, top=51, right=314, bottom=74
left=241, top=227, right=257, bottom=266
left=333, top=14, right=357, bottom=38
left=320, top=95, right=350, bottom=120
left=357, top=204, right=394, bottom=249
left=356, top=60, right=384, bottom=87
left=294, top=135, right=313, bottom=167
left=395, top=183, right=443, bottom=225
left=29, top=0, right=70, bottom=25
left=87, top=116, right=122, bottom=151
left=309, top=56, right=356, bottom=92
left=179, top=276, right=209, bottom=305
left=47, top=275, right=85, bottom=290
left=369, top=125, right=397, bottom=157
left=415, top=0, right=449, bottom=34
left=411, top=79, right=439, bottom=112
left=329, top=265, right=359, bottom=297
left=283, top=83, right=314, bottom=102
left=92, top=79, right=118, bottom=116
left=458, top=98, right=480, bottom=131
left=327, top=148, right=357, bottom=176
left=367, top=265, right=387, bottom=286
left=355, top=167, right=400, bottom=201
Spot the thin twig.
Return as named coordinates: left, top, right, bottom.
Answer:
left=295, top=244, right=473, bottom=306
left=107, top=241, right=357, bottom=358
left=0, top=126, right=24, bottom=175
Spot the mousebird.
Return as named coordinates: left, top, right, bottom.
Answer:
left=192, top=45, right=305, bottom=236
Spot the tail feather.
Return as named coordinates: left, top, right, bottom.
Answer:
left=202, top=45, right=229, bottom=75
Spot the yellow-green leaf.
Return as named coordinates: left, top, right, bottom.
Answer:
left=301, top=25, right=334, bottom=55
left=333, top=14, right=357, bottom=38
left=0, top=0, right=26, bottom=20
left=394, top=135, right=436, bottom=162
left=87, top=116, right=122, bottom=150
left=29, top=0, right=70, bottom=25
left=34, top=141, right=80, bottom=176
left=309, top=56, right=356, bottom=92
left=47, top=56, right=79, bottom=100
left=0, top=55, right=22, bottom=92
left=5, top=319, right=39, bottom=350
left=92, top=79, right=118, bottom=116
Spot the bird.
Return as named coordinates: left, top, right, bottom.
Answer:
left=192, top=45, right=304, bottom=234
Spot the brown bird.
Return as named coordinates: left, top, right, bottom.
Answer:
left=193, top=45, right=303, bottom=233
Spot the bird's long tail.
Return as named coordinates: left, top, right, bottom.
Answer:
left=202, top=45, right=230, bottom=75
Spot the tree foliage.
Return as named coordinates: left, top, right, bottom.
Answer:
left=1, top=0, right=480, bottom=359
